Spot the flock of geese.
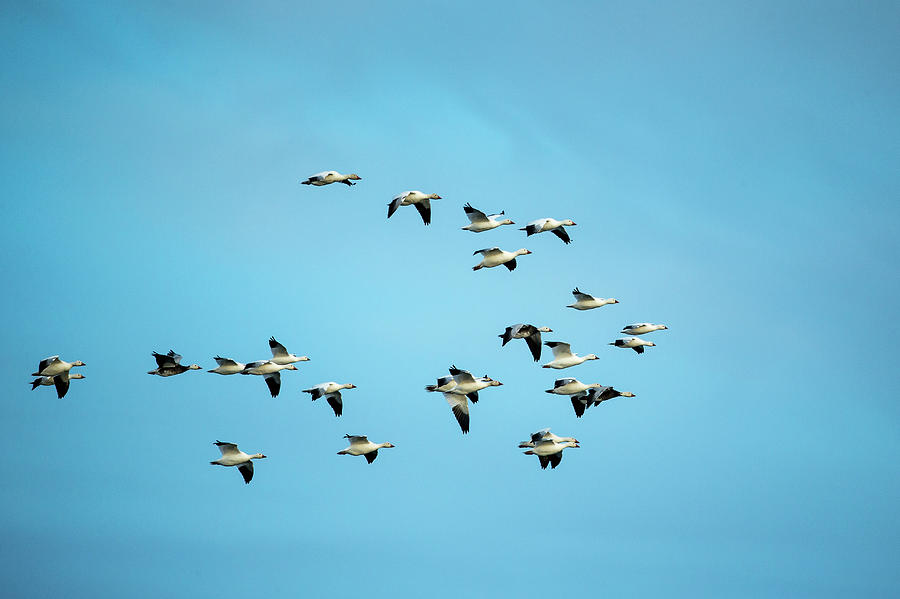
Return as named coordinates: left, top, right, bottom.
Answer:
left=29, top=169, right=668, bottom=482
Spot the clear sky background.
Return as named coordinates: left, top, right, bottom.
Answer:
left=1, top=1, right=898, bottom=597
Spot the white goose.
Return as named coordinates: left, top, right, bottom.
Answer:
left=424, top=365, right=502, bottom=402
left=387, top=190, right=442, bottom=225
left=610, top=337, right=656, bottom=354
left=499, top=324, right=552, bottom=362
left=518, top=428, right=579, bottom=448
left=32, top=355, right=86, bottom=377
left=520, top=218, right=577, bottom=244
left=541, top=342, right=599, bottom=369
left=147, top=350, right=201, bottom=377
left=337, top=434, right=395, bottom=464
left=300, top=171, right=361, bottom=186
left=302, top=382, right=357, bottom=417
left=567, top=288, right=619, bottom=310
left=208, top=356, right=246, bottom=375
left=461, top=203, right=515, bottom=232
left=621, top=323, right=668, bottom=335
left=30, top=372, right=85, bottom=399
left=241, top=361, right=298, bottom=397
left=209, top=441, right=266, bottom=484
left=472, top=247, right=532, bottom=271
left=544, top=378, right=604, bottom=395
left=268, top=337, right=310, bottom=365
left=522, top=438, right=580, bottom=470
left=571, top=386, right=636, bottom=418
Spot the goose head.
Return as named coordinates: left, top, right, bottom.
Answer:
left=380, top=442, right=396, bottom=449
left=429, top=193, right=442, bottom=200
left=296, top=356, right=311, bottom=362
left=585, top=354, right=599, bottom=361
left=285, top=364, right=299, bottom=370
left=343, top=383, right=357, bottom=389
left=69, top=373, right=86, bottom=380
left=562, top=219, right=576, bottom=226
left=251, top=453, right=267, bottom=459
left=516, top=249, right=532, bottom=256
left=188, top=364, right=202, bottom=370
left=536, top=327, right=552, bottom=333
left=620, top=392, right=636, bottom=397
left=500, top=218, right=515, bottom=225
left=348, top=174, right=362, bottom=181
left=72, top=360, right=86, bottom=366
left=646, top=342, right=656, bottom=347
left=660, top=325, right=668, bottom=330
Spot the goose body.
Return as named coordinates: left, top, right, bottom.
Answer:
left=424, top=366, right=501, bottom=402
left=147, top=350, right=201, bottom=377
left=541, top=342, right=599, bottom=369
left=209, top=441, right=266, bottom=484
left=302, top=382, right=357, bottom=417
left=518, top=428, right=579, bottom=448
left=520, top=218, right=576, bottom=244
left=522, top=438, right=579, bottom=469
left=208, top=356, right=246, bottom=375
left=268, top=337, right=310, bottom=365
left=387, top=190, right=442, bottom=225
left=30, top=372, right=85, bottom=399
left=301, top=171, right=361, bottom=186
left=241, top=361, right=298, bottom=397
left=610, top=337, right=656, bottom=354
left=621, top=323, right=668, bottom=335
left=567, top=288, right=619, bottom=310
left=337, top=434, right=395, bottom=464
left=499, top=324, right=552, bottom=362
left=461, top=203, right=515, bottom=232
left=571, top=386, right=636, bottom=418
left=544, top=378, right=603, bottom=395
left=32, top=355, right=85, bottom=377
left=472, top=247, right=532, bottom=271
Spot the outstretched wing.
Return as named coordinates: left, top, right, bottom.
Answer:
left=269, top=337, right=288, bottom=359
left=572, top=288, right=594, bottom=301
left=464, top=203, right=488, bottom=223
left=525, top=332, right=543, bottom=361
left=414, top=199, right=431, bottom=225
left=571, top=396, right=587, bottom=418
left=549, top=452, right=563, bottom=469
left=545, top=342, right=573, bottom=359
left=53, top=374, right=70, bottom=399
left=326, top=392, right=343, bottom=417
left=538, top=455, right=550, bottom=469
left=214, top=441, right=240, bottom=456
left=263, top=372, right=281, bottom=398
left=238, top=462, right=254, bottom=484
left=345, top=434, right=369, bottom=445
left=38, top=356, right=60, bottom=373
left=445, top=394, right=470, bottom=434
left=473, top=247, right=501, bottom=256
left=551, top=227, right=571, bottom=244
left=503, top=258, right=517, bottom=271
left=364, top=450, right=379, bottom=464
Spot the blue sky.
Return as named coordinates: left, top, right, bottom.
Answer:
left=1, top=1, right=898, bottom=596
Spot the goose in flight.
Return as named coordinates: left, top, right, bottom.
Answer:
left=300, top=171, right=361, bottom=186
left=621, top=323, right=668, bottom=335
left=461, top=203, right=515, bottom=232
left=472, top=247, right=532, bottom=271
left=337, top=434, right=395, bottom=464
left=517, top=428, right=579, bottom=448
left=425, top=366, right=502, bottom=434
left=268, top=337, right=310, bottom=365
left=520, top=218, right=576, bottom=244
left=147, top=350, right=201, bottom=377
left=32, top=356, right=86, bottom=377
left=30, top=372, right=85, bottom=399
left=542, top=342, right=599, bottom=369
left=241, top=361, right=298, bottom=397
left=499, top=324, right=552, bottom=362
left=210, top=441, right=266, bottom=484
left=208, top=356, right=247, bottom=375
left=387, top=191, right=442, bottom=225
left=302, top=382, right=357, bottom=417
left=567, top=288, right=619, bottom=310
left=571, top=386, right=636, bottom=418
left=522, top=438, right=579, bottom=470
left=610, top=337, right=656, bottom=354
left=544, top=378, right=604, bottom=396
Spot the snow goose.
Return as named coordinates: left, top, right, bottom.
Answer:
left=541, top=342, right=599, bottom=369
left=241, top=361, right=298, bottom=397
left=387, top=190, right=441, bottom=225
left=337, top=434, right=395, bottom=464
left=522, top=438, right=580, bottom=470
left=425, top=365, right=502, bottom=402
left=544, top=378, right=604, bottom=395
left=610, top=337, right=656, bottom=354
left=32, top=356, right=86, bottom=377
left=499, top=324, right=552, bottom=362
left=30, top=372, right=85, bottom=399
left=472, top=247, right=532, bottom=271
left=147, top=350, right=201, bottom=377
left=209, top=441, right=266, bottom=484
left=300, top=171, right=361, bottom=186
left=461, top=203, right=515, bottom=232
left=566, top=288, right=619, bottom=310
left=268, top=337, right=310, bottom=365
left=571, top=386, right=636, bottom=417
left=302, top=382, right=357, bottom=417
left=621, top=323, right=668, bottom=335
left=520, top=218, right=577, bottom=244
left=208, top=356, right=246, bottom=375
left=517, top=428, right=579, bottom=448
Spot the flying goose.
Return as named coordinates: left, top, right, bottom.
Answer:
left=567, top=288, right=619, bottom=310
left=522, top=438, right=580, bottom=470
left=518, top=428, right=579, bottom=448
left=337, top=434, right=395, bottom=464
left=472, top=247, right=532, bottom=271
left=32, top=356, right=86, bottom=377
left=541, top=342, right=599, bottom=369
left=30, top=372, right=85, bottom=399
left=147, top=350, right=201, bottom=377
left=209, top=441, right=266, bottom=484
left=424, top=365, right=502, bottom=403
left=610, top=337, right=656, bottom=354
left=544, top=378, right=604, bottom=395
left=302, top=382, right=357, bottom=417
left=621, top=323, right=668, bottom=335
left=268, top=337, right=310, bottom=365
left=499, top=324, right=552, bottom=362
left=520, top=218, right=577, bottom=244
left=208, top=356, right=247, bottom=375
left=387, top=191, right=442, bottom=225
left=300, top=171, right=361, bottom=186
left=241, top=361, right=298, bottom=397
left=461, top=203, right=515, bottom=232
left=570, top=386, right=636, bottom=418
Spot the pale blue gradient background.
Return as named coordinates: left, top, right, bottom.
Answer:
left=2, top=1, right=898, bottom=597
